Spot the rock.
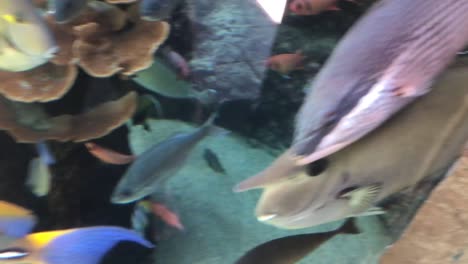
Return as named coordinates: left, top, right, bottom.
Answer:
left=380, top=155, right=468, bottom=264
left=188, top=0, right=279, bottom=102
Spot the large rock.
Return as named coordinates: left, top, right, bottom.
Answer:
left=380, top=156, right=468, bottom=264
left=188, top=0, right=280, bottom=102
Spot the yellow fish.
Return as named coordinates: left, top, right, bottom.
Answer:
left=0, top=0, right=57, bottom=72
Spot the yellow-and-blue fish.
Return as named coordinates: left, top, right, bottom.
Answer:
left=0, top=201, right=36, bottom=238
left=0, top=226, right=153, bottom=264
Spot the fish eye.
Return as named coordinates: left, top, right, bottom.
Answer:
left=305, top=158, right=329, bottom=176
left=295, top=3, right=303, bottom=10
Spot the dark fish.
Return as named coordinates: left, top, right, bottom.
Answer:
left=235, top=218, right=359, bottom=264
left=203, top=148, right=226, bottom=174
left=140, top=0, right=182, bottom=21
left=292, top=0, right=468, bottom=166
left=132, top=94, right=164, bottom=131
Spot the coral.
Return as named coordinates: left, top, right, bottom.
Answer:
left=74, top=19, right=170, bottom=77
left=0, top=63, right=77, bottom=103
left=0, top=91, right=137, bottom=143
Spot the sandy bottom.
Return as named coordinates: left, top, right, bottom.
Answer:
left=129, top=119, right=392, bottom=264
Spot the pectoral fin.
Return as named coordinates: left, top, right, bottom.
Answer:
left=339, top=184, right=382, bottom=213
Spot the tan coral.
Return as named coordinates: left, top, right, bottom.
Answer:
left=45, top=2, right=127, bottom=65
left=0, top=63, right=77, bottom=103
left=105, top=0, right=138, bottom=3
left=74, top=19, right=170, bottom=77
left=0, top=92, right=137, bottom=143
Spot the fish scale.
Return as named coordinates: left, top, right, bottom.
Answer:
left=293, top=0, right=468, bottom=165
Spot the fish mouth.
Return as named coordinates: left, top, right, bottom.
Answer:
left=110, top=195, right=134, bottom=204
left=257, top=214, right=277, bottom=222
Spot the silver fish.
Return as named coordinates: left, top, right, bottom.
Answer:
left=0, top=0, right=57, bottom=71
left=111, top=114, right=227, bottom=204
left=292, top=0, right=468, bottom=166
left=48, top=0, right=88, bottom=23
left=235, top=65, right=468, bottom=229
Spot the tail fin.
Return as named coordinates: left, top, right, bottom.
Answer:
left=38, top=226, right=153, bottom=264
left=202, top=111, right=230, bottom=137
left=338, top=218, right=360, bottom=235
left=197, top=89, right=219, bottom=105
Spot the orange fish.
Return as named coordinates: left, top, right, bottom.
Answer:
left=150, top=203, right=184, bottom=231
left=85, top=142, right=135, bottom=165
left=266, top=51, right=305, bottom=75
left=289, top=0, right=344, bottom=15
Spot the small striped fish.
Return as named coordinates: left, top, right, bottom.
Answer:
left=293, top=0, right=468, bottom=165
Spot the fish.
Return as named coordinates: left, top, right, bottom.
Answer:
left=0, top=248, right=29, bottom=260
left=203, top=148, right=226, bottom=174
left=133, top=59, right=218, bottom=105
left=131, top=200, right=151, bottom=236
left=289, top=0, right=341, bottom=16
left=234, top=65, right=468, bottom=229
left=85, top=142, right=135, bottom=165
left=0, top=226, right=153, bottom=264
left=26, top=142, right=55, bottom=197
left=292, top=0, right=468, bottom=166
left=48, top=0, right=88, bottom=23
left=0, top=201, right=36, bottom=238
left=0, top=0, right=57, bottom=72
left=35, top=142, right=55, bottom=165
left=234, top=218, right=359, bottom=264
left=131, top=94, right=164, bottom=131
left=26, top=157, right=51, bottom=197
left=150, top=202, right=184, bottom=231
left=266, top=51, right=305, bottom=75
left=161, top=46, right=190, bottom=79
left=111, top=113, right=228, bottom=204
left=140, top=0, right=183, bottom=21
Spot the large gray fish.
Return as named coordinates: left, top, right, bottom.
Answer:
left=111, top=114, right=227, bottom=204
left=0, top=0, right=57, bottom=71
left=48, top=0, right=88, bottom=23
left=235, top=218, right=359, bottom=264
left=234, top=65, right=468, bottom=229
left=292, top=0, right=468, bottom=166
